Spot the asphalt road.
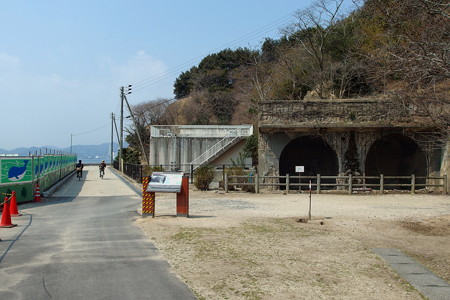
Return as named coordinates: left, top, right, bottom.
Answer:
left=0, top=166, right=197, bottom=300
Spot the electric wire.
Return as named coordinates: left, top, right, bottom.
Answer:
left=131, top=14, right=292, bottom=89
left=72, top=122, right=110, bottom=137
left=129, top=12, right=297, bottom=95
left=131, top=17, right=292, bottom=93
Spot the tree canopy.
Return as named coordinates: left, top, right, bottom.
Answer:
left=124, top=0, right=449, bottom=164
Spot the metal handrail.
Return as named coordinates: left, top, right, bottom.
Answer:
left=190, top=127, right=245, bottom=169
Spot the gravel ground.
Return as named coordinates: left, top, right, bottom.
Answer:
left=137, top=189, right=450, bottom=300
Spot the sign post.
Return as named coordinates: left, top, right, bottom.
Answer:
left=308, top=180, right=312, bottom=220
left=146, top=172, right=189, bottom=218
left=295, top=166, right=304, bottom=192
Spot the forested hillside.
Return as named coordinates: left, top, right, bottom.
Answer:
left=126, top=0, right=448, bottom=163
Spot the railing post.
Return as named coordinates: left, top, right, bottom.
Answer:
left=286, top=174, right=290, bottom=194
left=444, top=174, right=448, bottom=194
left=225, top=173, right=229, bottom=193
left=222, top=165, right=225, bottom=187
left=363, top=172, right=366, bottom=187
left=317, top=174, right=321, bottom=194
left=348, top=174, right=353, bottom=194
left=255, top=173, right=259, bottom=193
left=411, top=174, right=415, bottom=194
left=190, top=164, right=194, bottom=184
left=380, top=174, right=384, bottom=194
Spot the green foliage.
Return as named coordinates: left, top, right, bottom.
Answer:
left=173, top=48, right=258, bottom=102
left=169, top=0, right=447, bottom=127
left=230, top=152, right=247, bottom=168
left=174, top=68, right=196, bottom=99
left=194, top=165, right=215, bottom=191
left=142, top=165, right=165, bottom=177
left=199, top=69, right=231, bottom=92
left=344, top=131, right=360, bottom=173
left=243, top=134, right=258, bottom=166
left=225, top=166, right=245, bottom=191
left=225, top=166, right=255, bottom=193
left=272, top=77, right=311, bottom=100
left=208, top=90, right=236, bottom=124
left=199, top=48, right=257, bottom=70
left=261, top=38, right=282, bottom=62
left=116, top=147, right=140, bottom=164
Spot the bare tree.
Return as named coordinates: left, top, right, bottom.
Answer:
left=276, top=0, right=368, bottom=100
left=362, top=0, right=449, bottom=134
left=126, top=98, right=174, bottom=162
left=251, top=56, right=275, bottom=101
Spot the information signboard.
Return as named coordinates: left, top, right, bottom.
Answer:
left=147, top=172, right=183, bottom=193
left=295, top=166, right=304, bottom=173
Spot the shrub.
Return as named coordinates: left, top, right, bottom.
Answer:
left=143, top=165, right=165, bottom=177
left=225, top=166, right=255, bottom=193
left=225, top=166, right=245, bottom=190
left=194, top=165, right=215, bottom=190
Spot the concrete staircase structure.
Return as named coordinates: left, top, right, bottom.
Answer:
left=149, top=125, right=253, bottom=172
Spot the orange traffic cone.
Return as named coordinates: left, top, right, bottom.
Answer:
left=0, top=197, right=17, bottom=228
left=34, top=183, right=41, bottom=202
left=10, top=191, right=21, bottom=217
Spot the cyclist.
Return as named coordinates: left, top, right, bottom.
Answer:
left=99, top=160, right=106, bottom=178
left=76, top=160, right=84, bottom=179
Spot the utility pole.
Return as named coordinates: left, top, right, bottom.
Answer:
left=119, top=85, right=133, bottom=172
left=119, top=87, right=124, bottom=173
left=123, top=91, right=149, bottom=164
left=111, top=113, right=114, bottom=166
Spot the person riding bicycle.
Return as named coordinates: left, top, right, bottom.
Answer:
left=99, top=160, right=106, bottom=177
left=76, top=160, right=84, bottom=178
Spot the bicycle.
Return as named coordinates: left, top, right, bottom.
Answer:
left=76, top=168, right=82, bottom=181
left=99, top=168, right=105, bottom=179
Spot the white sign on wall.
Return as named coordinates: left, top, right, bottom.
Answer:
left=295, top=166, right=304, bottom=173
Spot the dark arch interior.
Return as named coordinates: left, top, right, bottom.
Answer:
left=279, top=136, right=338, bottom=189
left=365, top=134, right=427, bottom=189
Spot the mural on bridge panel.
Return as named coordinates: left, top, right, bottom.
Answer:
left=1, top=159, right=32, bottom=183
left=0, top=156, right=77, bottom=202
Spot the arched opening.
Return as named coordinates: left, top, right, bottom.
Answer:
left=365, top=134, right=427, bottom=189
left=279, top=135, right=338, bottom=190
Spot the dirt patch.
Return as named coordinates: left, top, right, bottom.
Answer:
left=137, top=190, right=450, bottom=300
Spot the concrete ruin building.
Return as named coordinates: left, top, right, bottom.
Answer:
left=149, top=125, right=253, bottom=172
left=258, top=98, right=449, bottom=190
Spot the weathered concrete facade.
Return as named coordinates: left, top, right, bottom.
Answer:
left=258, top=98, right=449, bottom=189
left=150, top=125, right=253, bottom=172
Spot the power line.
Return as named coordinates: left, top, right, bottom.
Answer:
left=130, top=12, right=296, bottom=94
left=72, top=122, right=110, bottom=136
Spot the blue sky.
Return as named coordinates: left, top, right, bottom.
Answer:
left=0, top=0, right=356, bottom=150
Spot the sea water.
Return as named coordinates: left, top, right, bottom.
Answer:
left=78, top=158, right=111, bottom=165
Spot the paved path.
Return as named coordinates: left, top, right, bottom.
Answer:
left=0, top=166, right=197, bottom=300
left=373, top=248, right=450, bottom=300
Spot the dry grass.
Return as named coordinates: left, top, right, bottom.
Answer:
left=137, top=191, right=450, bottom=300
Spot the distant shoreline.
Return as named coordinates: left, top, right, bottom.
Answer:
left=79, top=158, right=111, bottom=164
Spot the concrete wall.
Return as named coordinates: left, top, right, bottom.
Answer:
left=258, top=100, right=449, bottom=191
left=259, top=129, right=447, bottom=175
left=149, top=125, right=253, bottom=172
